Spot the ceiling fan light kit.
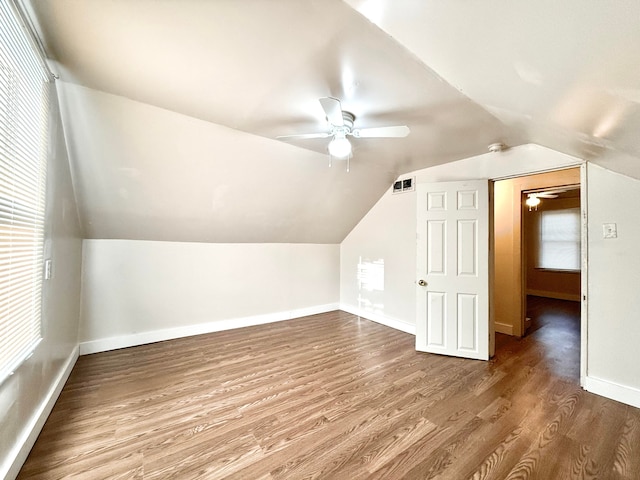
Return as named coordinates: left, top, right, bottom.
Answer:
left=525, top=194, right=541, bottom=210
left=277, top=97, right=410, bottom=171
left=525, top=188, right=567, bottom=211
left=327, top=135, right=352, bottom=158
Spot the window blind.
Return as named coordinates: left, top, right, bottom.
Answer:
left=0, top=1, right=50, bottom=384
left=538, top=208, right=581, bottom=271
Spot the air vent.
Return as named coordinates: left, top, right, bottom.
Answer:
left=393, top=177, right=415, bottom=194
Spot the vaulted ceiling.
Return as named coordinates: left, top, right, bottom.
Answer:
left=25, top=0, right=640, bottom=243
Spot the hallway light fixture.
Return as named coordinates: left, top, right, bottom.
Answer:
left=526, top=193, right=541, bottom=210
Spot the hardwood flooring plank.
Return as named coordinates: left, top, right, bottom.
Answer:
left=467, top=426, right=534, bottom=480
left=365, top=410, right=480, bottom=479
left=612, top=409, right=640, bottom=479
left=230, top=406, right=379, bottom=480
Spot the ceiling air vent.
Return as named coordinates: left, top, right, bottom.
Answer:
left=392, top=177, right=415, bottom=194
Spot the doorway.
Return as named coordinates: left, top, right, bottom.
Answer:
left=493, top=167, right=583, bottom=380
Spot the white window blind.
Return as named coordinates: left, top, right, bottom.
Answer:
left=0, top=2, right=50, bottom=384
left=537, top=208, right=581, bottom=271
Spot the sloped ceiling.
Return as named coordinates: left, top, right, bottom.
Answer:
left=345, top=0, right=640, bottom=165
left=25, top=0, right=640, bottom=243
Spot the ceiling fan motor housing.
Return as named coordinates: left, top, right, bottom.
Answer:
left=331, top=111, right=355, bottom=136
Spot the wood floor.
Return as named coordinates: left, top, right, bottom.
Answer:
left=19, top=301, right=640, bottom=479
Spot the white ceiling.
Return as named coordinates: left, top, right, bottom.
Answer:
left=25, top=0, right=640, bottom=242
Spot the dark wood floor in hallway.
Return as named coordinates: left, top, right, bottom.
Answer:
left=19, top=302, right=640, bottom=479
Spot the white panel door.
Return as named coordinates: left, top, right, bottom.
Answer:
left=416, top=180, right=489, bottom=360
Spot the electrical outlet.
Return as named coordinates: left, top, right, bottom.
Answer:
left=603, top=223, right=617, bottom=239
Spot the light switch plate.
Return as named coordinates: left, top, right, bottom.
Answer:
left=44, top=259, right=52, bottom=279
left=603, top=223, right=617, bottom=239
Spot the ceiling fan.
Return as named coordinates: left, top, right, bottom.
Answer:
left=276, top=97, right=410, bottom=171
left=525, top=189, right=568, bottom=210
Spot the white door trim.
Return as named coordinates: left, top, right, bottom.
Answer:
left=580, top=162, right=588, bottom=387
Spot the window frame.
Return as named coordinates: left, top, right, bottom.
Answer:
left=535, top=206, right=581, bottom=273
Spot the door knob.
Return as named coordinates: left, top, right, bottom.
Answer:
left=418, top=279, right=427, bottom=286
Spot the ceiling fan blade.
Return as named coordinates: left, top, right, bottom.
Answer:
left=319, top=97, right=344, bottom=126
left=276, top=132, right=331, bottom=140
left=351, top=125, right=410, bottom=138
left=538, top=188, right=568, bottom=195
left=536, top=193, right=559, bottom=198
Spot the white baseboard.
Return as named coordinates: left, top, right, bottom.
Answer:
left=339, top=304, right=416, bottom=335
left=495, top=322, right=514, bottom=335
left=79, top=303, right=339, bottom=355
left=527, top=289, right=580, bottom=302
left=584, top=376, right=640, bottom=409
left=4, top=346, right=79, bottom=480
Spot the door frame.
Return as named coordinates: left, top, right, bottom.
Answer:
left=580, top=163, right=588, bottom=386
left=490, top=163, right=587, bottom=386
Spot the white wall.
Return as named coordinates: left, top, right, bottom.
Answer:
left=340, top=144, right=582, bottom=332
left=585, top=163, right=640, bottom=407
left=80, top=240, right=339, bottom=353
left=1, top=84, right=83, bottom=480
left=340, top=189, right=418, bottom=333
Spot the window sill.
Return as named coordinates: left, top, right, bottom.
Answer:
left=534, top=268, right=581, bottom=274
